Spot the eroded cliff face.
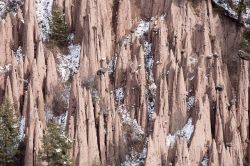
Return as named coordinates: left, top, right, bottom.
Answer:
left=0, top=0, right=249, bottom=165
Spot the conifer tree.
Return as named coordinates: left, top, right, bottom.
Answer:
left=39, top=119, right=73, bottom=166
left=0, top=99, right=19, bottom=166
left=237, top=0, right=246, bottom=23
left=50, top=8, right=68, bottom=46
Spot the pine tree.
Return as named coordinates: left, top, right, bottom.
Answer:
left=0, top=99, right=19, bottom=166
left=39, top=119, right=73, bottom=166
left=237, top=0, right=246, bottom=23
left=50, top=8, right=68, bottom=46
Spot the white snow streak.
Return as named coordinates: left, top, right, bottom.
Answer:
left=115, top=87, right=124, bottom=104
left=187, top=96, right=195, bottom=111
left=35, top=0, right=53, bottom=40
left=144, top=41, right=154, bottom=81
left=117, top=105, right=144, bottom=141
left=15, top=46, right=24, bottom=62
left=121, top=147, right=147, bottom=166
left=166, top=118, right=194, bottom=147
left=19, top=116, right=25, bottom=139
left=57, top=43, right=81, bottom=82
left=0, top=1, right=6, bottom=18
left=134, top=20, right=150, bottom=37
left=201, top=155, right=209, bottom=166
left=0, top=64, right=12, bottom=73
left=213, top=0, right=250, bottom=27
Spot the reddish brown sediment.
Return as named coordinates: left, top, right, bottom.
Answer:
left=0, top=0, right=249, bottom=165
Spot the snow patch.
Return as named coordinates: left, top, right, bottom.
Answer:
left=149, top=82, right=157, bottom=96
left=213, top=0, right=250, bottom=27
left=115, top=87, right=124, bottom=104
left=57, top=43, right=81, bottom=82
left=189, top=75, right=195, bottom=80
left=46, top=111, right=68, bottom=129
left=57, top=111, right=68, bottom=129
left=35, top=0, right=53, bottom=40
left=0, top=64, right=12, bottom=73
left=0, top=0, right=21, bottom=19
left=15, top=46, right=24, bottom=62
left=166, top=118, right=194, bottom=147
left=0, top=1, right=6, bottom=18
left=67, top=33, right=74, bottom=43
left=189, top=56, right=198, bottom=66
left=122, top=19, right=150, bottom=46
left=108, top=57, right=117, bottom=74
left=122, top=35, right=132, bottom=46
left=160, top=14, right=166, bottom=21
left=134, top=20, right=150, bottom=37
left=144, top=41, right=154, bottom=81
left=19, top=116, right=25, bottom=140
left=55, top=148, right=62, bottom=153
left=201, top=155, right=209, bottom=166
left=117, top=105, right=144, bottom=141
left=147, top=83, right=155, bottom=118
left=144, top=41, right=156, bottom=116
left=166, top=134, right=176, bottom=147
left=121, top=147, right=147, bottom=166
left=147, top=98, right=154, bottom=114
left=213, top=0, right=238, bottom=19
left=187, top=96, right=195, bottom=111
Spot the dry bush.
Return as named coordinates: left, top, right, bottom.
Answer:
left=51, top=84, right=69, bottom=116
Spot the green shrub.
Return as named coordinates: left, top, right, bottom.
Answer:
left=0, top=99, right=20, bottom=165
left=50, top=8, right=68, bottom=46
left=236, top=0, right=246, bottom=22
left=240, top=30, right=250, bottom=53
left=39, top=120, right=73, bottom=166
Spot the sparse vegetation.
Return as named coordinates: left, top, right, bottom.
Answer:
left=92, top=158, right=101, bottom=166
left=82, top=76, right=97, bottom=89
left=52, top=85, right=69, bottom=116
left=191, top=0, right=200, bottom=9
left=91, top=89, right=100, bottom=104
left=236, top=0, right=246, bottom=22
left=240, top=30, right=250, bottom=53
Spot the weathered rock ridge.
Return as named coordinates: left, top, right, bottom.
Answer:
left=0, top=0, right=249, bottom=165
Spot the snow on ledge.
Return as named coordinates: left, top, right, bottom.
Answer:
left=122, top=19, right=150, bottom=46
left=35, top=0, right=53, bottom=40
left=212, top=0, right=250, bottom=27
left=201, top=155, right=209, bottom=166
left=0, top=1, right=6, bottom=18
left=166, top=118, right=194, bottom=147
left=57, top=43, right=81, bottom=82
left=213, top=0, right=238, bottom=19
left=115, top=87, right=124, bottom=104
left=134, top=20, right=150, bottom=37
left=121, top=147, right=147, bottom=166
left=144, top=41, right=154, bottom=81
left=0, top=0, right=22, bottom=19
left=187, top=96, right=195, bottom=111
left=15, top=46, right=24, bottom=63
left=117, top=105, right=144, bottom=141
left=0, top=64, right=12, bottom=73
left=19, top=116, right=25, bottom=140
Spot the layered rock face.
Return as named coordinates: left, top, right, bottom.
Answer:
left=0, top=0, right=249, bottom=165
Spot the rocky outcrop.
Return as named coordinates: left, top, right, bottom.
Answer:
left=0, top=0, right=249, bottom=165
